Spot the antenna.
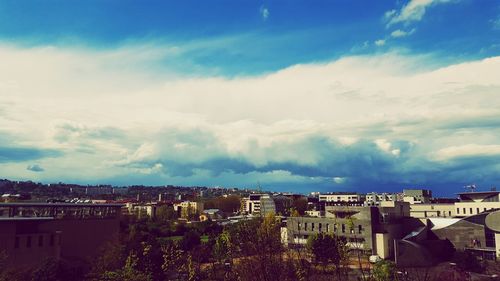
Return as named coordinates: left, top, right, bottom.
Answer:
left=464, top=184, right=477, bottom=193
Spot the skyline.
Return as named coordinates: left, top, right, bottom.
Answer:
left=0, top=0, right=499, bottom=196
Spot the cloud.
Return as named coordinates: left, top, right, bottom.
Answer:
left=385, top=0, right=453, bottom=26
left=492, top=16, right=500, bottom=30
left=0, top=43, right=499, bottom=193
left=374, top=39, right=386, bottom=46
left=27, top=164, right=45, bottom=172
left=0, top=146, right=61, bottom=163
left=391, top=28, right=416, bottom=38
left=260, top=6, right=270, bottom=20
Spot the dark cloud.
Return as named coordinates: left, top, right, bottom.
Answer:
left=118, top=126, right=500, bottom=195
left=27, top=164, right=44, bottom=172
left=0, top=146, right=62, bottom=163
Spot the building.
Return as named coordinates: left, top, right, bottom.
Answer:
left=199, top=209, right=223, bottom=222
left=125, top=202, right=159, bottom=219
left=0, top=202, right=123, bottom=269
left=285, top=201, right=410, bottom=259
left=403, top=189, right=432, bottom=204
left=174, top=201, right=204, bottom=219
left=241, top=194, right=276, bottom=216
left=318, top=192, right=363, bottom=203
left=365, top=192, right=399, bottom=206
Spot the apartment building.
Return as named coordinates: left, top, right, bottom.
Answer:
left=286, top=201, right=410, bottom=259
left=241, top=194, right=276, bottom=216
left=403, top=189, right=432, bottom=204
left=174, top=201, right=204, bottom=219
left=365, top=192, right=400, bottom=206
left=318, top=192, right=363, bottom=203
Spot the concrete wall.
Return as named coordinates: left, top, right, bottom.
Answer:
left=431, top=220, right=486, bottom=250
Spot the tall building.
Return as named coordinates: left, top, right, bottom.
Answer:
left=403, top=189, right=432, bottom=204
left=241, top=194, right=276, bottom=216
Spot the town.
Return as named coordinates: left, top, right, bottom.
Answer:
left=1, top=179, right=500, bottom=280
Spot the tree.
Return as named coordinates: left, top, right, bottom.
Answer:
left=180, top=230, right=201, bottom=252
left=307, top=233, right=341, bottom=266
left=156, top=205, right=177, bottom=222
left=88, top=240, right=126, bottom=280
left=451, top=250, right=484, bottom=273
left=213, top=231, right=232, bottom=264
left=101, top=252, right=151, bottom=281
left=372, top=260, right=396, bottom=281
left=291, top=198, right=308, bottom=215
left=161, top=241, right=184, bottom=280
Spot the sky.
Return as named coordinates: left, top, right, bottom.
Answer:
left=0, top=0, right=499, bottom=196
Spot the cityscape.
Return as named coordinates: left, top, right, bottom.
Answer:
left=1, top=0, right=500, bottom=280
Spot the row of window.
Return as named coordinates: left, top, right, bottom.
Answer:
left=14, top=234, right=59, bottom=249
left=297, top=222, right=363, bottom=234
left=456, top=207, right=494, bottom=215
left=294, top=234, right=365, bottom=243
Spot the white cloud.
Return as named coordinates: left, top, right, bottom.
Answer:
left=391, top=28, right=416, bottom=38
left=385, top=0, right=453, bottom=26
left=260, top=6, right=270, bottom=20
left=436, top=144, right=500, bottom=160
left=0, top=43, right=499, bottom=186
left=492, top=16, right=500, bottom=30
left=375, top=39, right=386, bottom=46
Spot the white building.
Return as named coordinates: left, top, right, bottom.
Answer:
left=365, top=192, right=399, bottom=206
left=318, top=193, right=362, bottom=202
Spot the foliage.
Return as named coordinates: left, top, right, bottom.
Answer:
left=307, top=233, right=342, bottom=265
left=180, top=230, right=201, bottom=252
left=291, top=197, right=308, bottom=215
left=372, top=260, right=396, bottom=281
left=101, top=252, right=151, bottom=281
left=450, top=250, right=484, bottom=273
left=204, top=195, right=241, bottom=214
left=213, top=231, right=232, bottom=263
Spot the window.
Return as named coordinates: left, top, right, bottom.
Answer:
left=334, top=224, right=338, bottom=232
left=318, top=223, right=322, bottom=232
left=304, top=223, right=308, bottom=231
left=38, top=236, right=43, bottom=247
left=477, top=208, right=480, bottom=214
left=342, top=224, right=345, bottom=233
left=326, top=224, right=330, bottom=232
left=470, top=208, right=473, bottom=214
left=311, top=223, right=315, bottom=231
left=457, top=208, right=459, bottom=214
left=463, top=208, right=466, bottom=214
left=14, top=237, right=19, bottom=249
left=297, top=223, right=301, bottom=231
left=358, top=225, right=362, bottom=234
left=26, top=236, right=32, bottom=248
left=449, top=211, right=452, bottom=216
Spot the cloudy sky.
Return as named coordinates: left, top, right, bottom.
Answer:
left=0, top=0, right=499, bottom=195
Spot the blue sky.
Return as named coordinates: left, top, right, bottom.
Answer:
left=0, top=0, right=499, bottom=196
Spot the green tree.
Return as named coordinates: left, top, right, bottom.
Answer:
left=101, top=252, right=151, bottom=281
left=156, top=205, right=177, bottom=222
left=307, top=233, right=341, bottom=266
left=162, top=241, right=184, bottom=279
left=213, top=231, right=232, bottom=264
left=180, top=230, right=201, bottom=252
left=451, top=250, right=484, bottom=273
left=372, top=260, right=396, bottom=281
